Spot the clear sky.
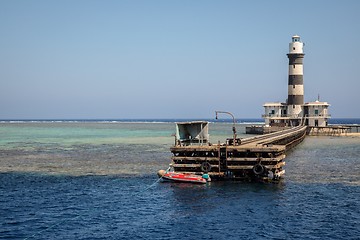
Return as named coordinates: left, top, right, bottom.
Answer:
left=1, top=0, right=359, bottom=119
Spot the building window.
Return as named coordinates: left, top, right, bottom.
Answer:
left=293, top=85, right=295, bottom=88
left=293, top=65, right=295, bottom=68
left=271, top=110, right=275, bottom=115
left=293, top=47, right=296, bottom=50
left=315, top=109, right=319, bottom=115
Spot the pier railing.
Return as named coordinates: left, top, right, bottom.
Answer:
left=347, top=125, right=360, bottom=133
left=305, top=114, right=331, bottom=118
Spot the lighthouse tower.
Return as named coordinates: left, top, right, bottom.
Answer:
left=261, top=35, right=331, bottom=130
left=287, top=35, right=304, bottom=125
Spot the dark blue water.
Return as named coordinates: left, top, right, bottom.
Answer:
left=1, top=173, right=359, bottom=240
left=1, top=120, right=359, bottom=239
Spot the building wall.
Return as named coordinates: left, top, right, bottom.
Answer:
left=305, top=104, right=329, bottom=127
left=308, top=118, right=328, bottom=127
left=264, top=106, right=283, bottom=116
left=263, top=105, right=288, bottom=126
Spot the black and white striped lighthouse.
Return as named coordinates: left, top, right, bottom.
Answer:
left=287, top=35, right=304, bottom=121
left=262, top=35, right=331, bottom=128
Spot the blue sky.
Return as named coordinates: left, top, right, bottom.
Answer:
left=1, top=0, right=359, bottom=119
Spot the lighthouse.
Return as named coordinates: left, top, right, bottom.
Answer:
left=287, top=35, right=305, bottom=125
left=261, top=35, right=331, bottom=129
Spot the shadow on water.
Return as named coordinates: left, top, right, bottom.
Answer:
left=160, top=180, right=285, bottom=215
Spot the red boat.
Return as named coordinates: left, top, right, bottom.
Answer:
left=158, top=170, right=208, bottom=184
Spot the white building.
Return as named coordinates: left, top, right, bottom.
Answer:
left=263, top=35, right=331, bottom=127
left=304, top=100, right=331, bottom=127
left=263, top=102, right=288, bottom=127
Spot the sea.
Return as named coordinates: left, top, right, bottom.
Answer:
left=0, top=119, right=359, bottom=240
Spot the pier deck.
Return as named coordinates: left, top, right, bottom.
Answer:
left=170, top=122, right=307, bottom=181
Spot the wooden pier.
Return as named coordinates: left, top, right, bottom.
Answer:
left=168, top=121, right=307, bottom=182
left=247, top=124, right=360, bottom=136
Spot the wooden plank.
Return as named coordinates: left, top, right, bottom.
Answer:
left=226, top=145, right=286, bottom=152
left=172, top=164, right=201, bottom=168
left=227, top=166, right=254, bottom=170
left=226, top=155, right=285, bottom=162
left=171, top=146, right=219, bottom=152
left=171, top=145, right=286, bottom=153
left=173, top=164, right=219, bottom=168
left=227, top=163, right=283, bottom=170
left=171, top=157, right=219, bottom=161
left=273, top=161, right=285, bottom=168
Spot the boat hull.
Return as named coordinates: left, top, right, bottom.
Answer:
left=161, top=172, right=207, bottom=184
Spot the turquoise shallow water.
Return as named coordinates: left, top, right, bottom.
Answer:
left=0, top=121, right=359, bottom=239
left=0, top=122, right=250, bottom=175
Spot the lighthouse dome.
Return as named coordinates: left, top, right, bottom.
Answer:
left=292, top=35, right=301, bottom=41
